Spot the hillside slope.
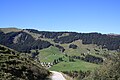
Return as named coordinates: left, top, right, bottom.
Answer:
left=0, top=45, right=50, bottom=80
left=0, top=29, right=52, bottom=52
left=0, top=28, right=120, bottom=53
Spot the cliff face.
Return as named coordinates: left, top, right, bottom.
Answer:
left=0, top=45, right=50, bottom=80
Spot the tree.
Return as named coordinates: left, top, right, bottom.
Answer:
left=84, top=54, right=120, bottom=80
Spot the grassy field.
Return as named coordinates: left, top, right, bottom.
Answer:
left=37, top=39, right=117, bottom=72
left=37, top=45, right=100, bottom=71
left=38, top=46, right=65, bottom=62
left=49, top=60, right=100, bottom=71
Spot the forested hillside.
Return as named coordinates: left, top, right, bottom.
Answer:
left=26, top=29, right=120, bottom=50
left=0, top=45, right=50, bottom=80
left=0, top=28, right=120, bottom=53
left=0, top=30, right=52, bottom=52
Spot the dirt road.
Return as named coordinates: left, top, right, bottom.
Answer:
left=50, top=71, right=66, bottom=80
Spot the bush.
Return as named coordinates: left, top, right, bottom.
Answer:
left=84, top=54, right=120, bottom=80
left=69, top=44, right=78, bottom=49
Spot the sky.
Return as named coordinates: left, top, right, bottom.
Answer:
left=0, top=0, right=120, bottom=34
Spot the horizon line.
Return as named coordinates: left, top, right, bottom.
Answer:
left=0, top=27, right=120, bottom=35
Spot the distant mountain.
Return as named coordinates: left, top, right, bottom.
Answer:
left=0, top=28, right=120, bottom=53
left=0, top=27, right=21, bottom=33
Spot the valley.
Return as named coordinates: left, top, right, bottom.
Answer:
left=0, top=28, right=120, bottom=80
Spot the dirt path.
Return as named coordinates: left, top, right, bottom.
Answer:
left=50, top=71, right=66, bottom=80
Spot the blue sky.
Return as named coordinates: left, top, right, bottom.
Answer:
left=0, top=0, right=120, bottom=34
